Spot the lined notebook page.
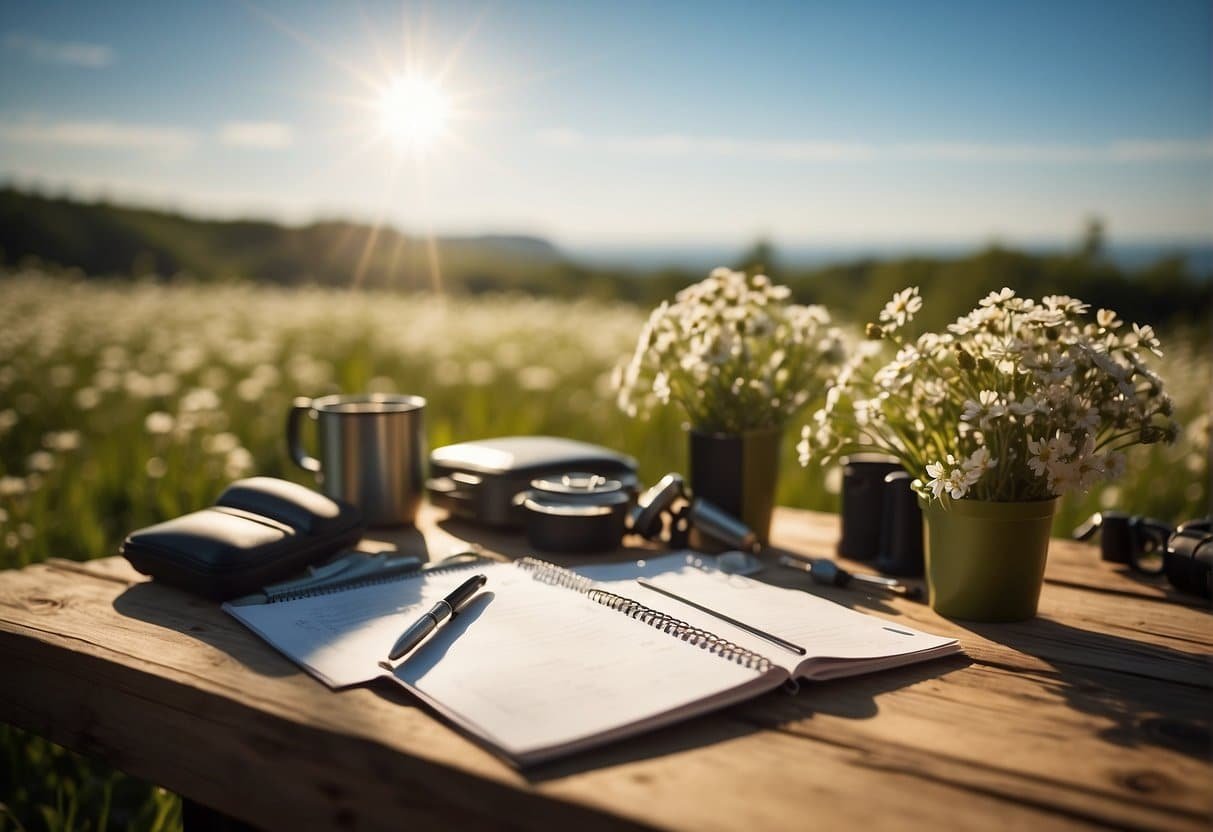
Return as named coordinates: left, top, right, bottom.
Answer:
left=388, top=573, right=776, bottom=762
left=584, top=555, right=959, bottom=679
left=226, top=562, right=520, bottom=687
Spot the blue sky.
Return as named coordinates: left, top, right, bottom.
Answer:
left=1, top=0, right=1210, bottom=251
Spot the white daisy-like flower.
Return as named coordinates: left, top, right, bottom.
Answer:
left=1042, top=295, right=1089, bottom=315
left=1026, top=435, right=1053, bottom=477
left=943, top=467, right=971, bottom=499
left=979, top=287, right=1016, bottom=307
left=1046, top=458, right=1079, bottom=493
left=924, top=460, right=950, bottom=500
left=1129, top=323, right=1163, bottom=357
left=879, top=287, right=923, bottom=328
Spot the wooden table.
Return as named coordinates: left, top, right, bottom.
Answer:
left=1, top=506, right=1209, bottom=831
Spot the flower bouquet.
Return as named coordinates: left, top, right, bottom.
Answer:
left=799, top=286, right=1177, bottom=620
left=616, top=267, right=845, bottom=540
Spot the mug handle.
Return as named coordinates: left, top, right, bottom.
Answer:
left=287, top=397, right=322, bottom=474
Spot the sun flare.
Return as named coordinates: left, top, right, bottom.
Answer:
left=376, top=75, right=451, bottom=153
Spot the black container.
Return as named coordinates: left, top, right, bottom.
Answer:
left=838, top=454, right=902, bottom=561
left=1095, top=511, right=1135, bottom=564
left=688, top=428, right=781, bottom=544
left=517, top=473, right=632, bottom=554
left=874, top=471, right=924, bottom=577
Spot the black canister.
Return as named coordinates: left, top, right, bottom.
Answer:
left=874, top=471, right=924, bottom=577
left=517, top=472, right=631, bottom=554
left=837, top=454, right=902, bottom=561
left=1095, top=511, right=1135, bottom=564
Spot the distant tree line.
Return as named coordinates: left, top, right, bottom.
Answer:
left=2, top=186, right=1208, bottom=332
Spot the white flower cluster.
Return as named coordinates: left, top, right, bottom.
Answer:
left=799, top=286, right=1178, bottom=503
left=615, top=267, right=847, bottom=433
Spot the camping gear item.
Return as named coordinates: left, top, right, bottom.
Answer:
left=121, top=477, right=365, bottom=600
left=427, top=436, right=638, bottom=527
left=288, top=394, right=426, bottom=527
left=516, top=472, right=632, bottom=553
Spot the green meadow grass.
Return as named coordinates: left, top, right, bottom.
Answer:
left=1, top=272, right=1208, bottom=830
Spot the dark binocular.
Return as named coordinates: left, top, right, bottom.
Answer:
left=631, top=473, right=761, bottom=554
left=1074, top=512, right=1212, bottom=599
left=1073, top=511, right=1173, bottom=574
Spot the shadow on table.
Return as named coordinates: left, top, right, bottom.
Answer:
left=110, top=526, right=438, bottom=677
left=112, top=582, right=298, bottom=677
left=110, top=524, right=421, bottom=676
left=1101, top=565, right=1209, bottom=608
left=957, top=616, right=1212, bottom=762
left=433, top=515, right=662, bottom=566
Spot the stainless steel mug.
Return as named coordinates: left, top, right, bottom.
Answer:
left=287, top=394, right=426, bottom=527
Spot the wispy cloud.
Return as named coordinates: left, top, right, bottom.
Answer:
left=0, top=118, right=196, bottom=156
left=218, top=122, right=294, bottom=149
left=0, top=117, right=302, bottom=156
left=3, top=33, right=115, bottom=68
left=537, top=129, right=1213, bottom=164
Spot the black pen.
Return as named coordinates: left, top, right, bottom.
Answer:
left=387, top=574, right=488, bottom=661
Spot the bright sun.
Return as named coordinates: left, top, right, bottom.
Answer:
left=377, top=76, right=451, bottom=153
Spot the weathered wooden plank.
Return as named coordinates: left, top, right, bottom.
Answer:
left=3, top=545, right=1210, bottom=830
left=733, top=662, right=1212, bottom=827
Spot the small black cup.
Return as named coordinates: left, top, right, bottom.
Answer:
left=837, top=454, right=902, bottom=561
left=1095, top=511, right=1135, bottom=564
left=874, top=471, right=924, bottom=577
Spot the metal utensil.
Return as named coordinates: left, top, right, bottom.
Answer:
left=779, top=554, right=923, bottom=601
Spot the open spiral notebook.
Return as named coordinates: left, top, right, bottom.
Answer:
left=224, top=553, right=960, bottom=766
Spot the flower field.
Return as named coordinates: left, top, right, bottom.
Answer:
left=0, top=271, right=1208, bottom=830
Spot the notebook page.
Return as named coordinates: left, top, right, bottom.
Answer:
left=388, top=573, right=777, bottom=762
left=224, top=562, right=521, bottom=687
left=587, top=558, right=958, bottom=678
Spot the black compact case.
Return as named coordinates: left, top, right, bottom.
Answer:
left=427, top=436, right=638, bottom=527
left=121, top=477, right=364, bottom=600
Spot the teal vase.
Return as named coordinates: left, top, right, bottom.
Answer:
left=920, top=497, right=1058, bottom=622
left=688, top=427, right=781, bottom=543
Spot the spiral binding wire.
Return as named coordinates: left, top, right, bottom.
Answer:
left=516, top=556, right=593, bottom=593
left=517, top=557, right=772, bottom=672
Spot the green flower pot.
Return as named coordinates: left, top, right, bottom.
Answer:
left=920, top=496, right=1059, bottom=622
left=688, top=427, right=781, bottom=543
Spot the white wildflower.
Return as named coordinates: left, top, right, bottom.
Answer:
left=144, top=411, right=175, bottom=435
left=879, top=287, right=923, bottom=328
left=979, top=288, right=1016, bottom=307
